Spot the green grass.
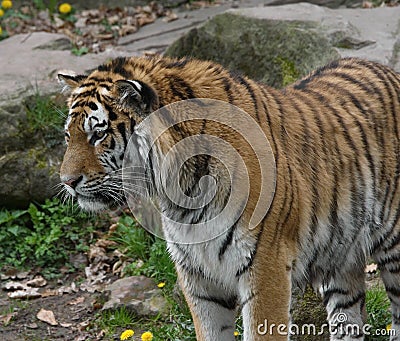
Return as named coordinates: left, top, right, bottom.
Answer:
left=366, top=285, right=392, bottom=341
left=25, top=93, right=67, bottom=133
left=0, top=198, right=97, bottom=278
left=108, top=215, right=177, bottom=286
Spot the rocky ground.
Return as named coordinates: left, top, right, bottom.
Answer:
left=0, top=219, right=170, bottom=341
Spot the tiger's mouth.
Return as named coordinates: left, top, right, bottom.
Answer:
left=76, top=192, right=115, bottom=212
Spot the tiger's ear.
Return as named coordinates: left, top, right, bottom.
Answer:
left=115, top=79, right=159, bottom=116
left=57, top=72, right=87, bottom=92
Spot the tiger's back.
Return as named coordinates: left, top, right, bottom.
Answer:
left=58, top=56, right=400, bottom=341
left=265, top=59, right=400, bottom=339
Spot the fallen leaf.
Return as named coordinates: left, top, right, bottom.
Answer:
left=163, top=11, right=178, bottom=23
left=78, top=319, right=90, bottom=331
left=41, top=289, right=59, bottom=297
left=3, top=281, right=27, bottom=291
left=27, top=276, right=47, bottom=288
left=95, top=239, right=118, bottom=248
left=37, top=308, right=58, bottom=326
left=365, top=263, right=378, bottom=273
left=26, top=322, right=38, bottom=329
left=0, top=312, right=17, bottom=325
left=60, top=322, right=73, bottom=327
left=68, top=296, right=85, bottom=305
left=8, top=288, right=41, bottom=299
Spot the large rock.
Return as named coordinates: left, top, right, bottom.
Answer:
left=166, top=3, right=400, bottom=87
left=0, top=94, right=65, bottom=208
left=166, top=11, right=340, bottom=88
left=102, top=276, right=169, bottom=317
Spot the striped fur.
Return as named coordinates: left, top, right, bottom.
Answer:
left=58, top=56, right=400, bottom=341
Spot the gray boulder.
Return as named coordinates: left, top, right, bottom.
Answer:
left=166, top=3, right=400, bottom=87
left=102, top=276, right=169, bottom=317
left=0, top=94, right=65, bottom=208
left=166, top=12, right=340, bottom=88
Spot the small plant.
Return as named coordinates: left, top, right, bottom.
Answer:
left=0, top=0, right=12, bottom=39
left=25, top=93, right=67, bottom=133
left=71, top=46, right=89, bottom=56
left=0, top=198, right=97, bottom=277
left=366, top=285, right=392, bottom=341
left=109, top=215, right=176, bottom=285
left=98, top=307, right=136, bottom=336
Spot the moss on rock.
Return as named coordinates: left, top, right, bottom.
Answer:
left=166, top=13, right=340, bottom=88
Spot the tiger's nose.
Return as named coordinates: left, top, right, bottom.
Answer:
left=63, top=175, right=83, bottom=189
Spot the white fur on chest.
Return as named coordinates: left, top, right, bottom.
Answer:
left=165, top=219, right=255, bottom=292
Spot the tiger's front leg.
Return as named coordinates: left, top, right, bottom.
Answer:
left=239, top=246, right=293, bottom=341
left=176, top=267, right=238, bottom=341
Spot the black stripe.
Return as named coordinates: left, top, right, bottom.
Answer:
left=169, top=76, right=195, bottom=99
left=100, top=154, right=117, bottom=171
left=99, top=83, right=112, bottom=91
left=220, top=325, right=234, bottom=332
left=110, top=57, right=131, bottom=78
left=236, top=222, right=265, bottom=277
left=270, top=92, right=294, bottom=246
left=218, top=222, right=239, bottom=261
left=385, top=286, right=400, bottom=296
left=384, top=232, right=400, bottom=252
left=222, top=77, right=234, bottom=104
left=375, top=67, right=400, bottom=228
left=239, top=293, right=255, bottom=310
left=164, top=59, right=189, bottom=68
left=104, top=102, right=118, bottom=121
left=117, top=122, right=127, bottom=147
left=377, top=252, right=400, bottom=266
left=71, top=99, right=87, bottom=109
left=323, top=288, right=349, bottom=306
left=333, top=292, right=365, bottom=311
left=88, top=76, right=114, bottom=83
left=319, top=80, right=376, bottom=184
left=80, top=81, right=96, bottom=88
left=110, top=155, right=119, bottom=168
left=108, top=136, right=116, bottom=150
left=293, top=59, right=340, bottom=90
left=194, top=294, right=237, bottom=310
left=259, top=86, right=279, bottom=164
left=231, top=73, right=260, bottom=122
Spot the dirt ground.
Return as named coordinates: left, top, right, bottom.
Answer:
left=0, top=266, right=111, bottom=341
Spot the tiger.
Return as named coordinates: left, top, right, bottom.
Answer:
left=58, top=55, right=400, bottom=341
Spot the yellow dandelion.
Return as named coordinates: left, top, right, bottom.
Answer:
left=0, top=9, right=4, bottom=16
left=157, top=282, right=165, bottom=288
left=386, top=324, right=392, bottom=331
left=141, top=331, right=154, bottom=341
left=234, top=330, right=240, bottom=336
left=1, top=0, right=12, bottom=9
left=120, top=329, right=135, bottom=340
left=58, top=3, right=72, bottom=14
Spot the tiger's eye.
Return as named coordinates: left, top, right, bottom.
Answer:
left=95, top=130, right=105, bottom=138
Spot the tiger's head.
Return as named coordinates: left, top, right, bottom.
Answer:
left=58, top=58, right=159, bottom=212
